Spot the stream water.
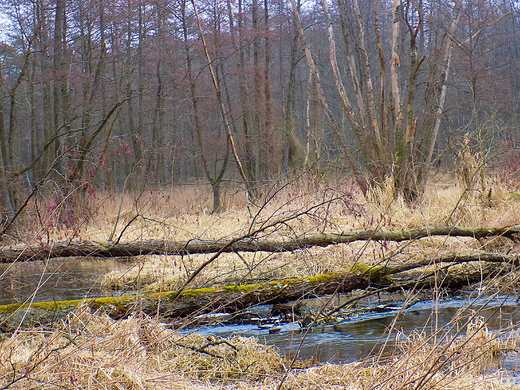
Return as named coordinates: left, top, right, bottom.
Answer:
left=193, top=295, right=520, bottom=368
left=0, top=257, right=131, bottom=305
left=1, top=259, right=520, bottom=379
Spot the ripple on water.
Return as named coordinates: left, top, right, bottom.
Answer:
left=190, top=294, right=520, bottom=370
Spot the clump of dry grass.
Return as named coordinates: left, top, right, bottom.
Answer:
left=100, top=245, right=362, bottom=293
left=366, top=172, right=520, bottom=229
left=101, top=255, right=186, bottom=291
left=0, top=307, right=286, bottom=389
left=370, top=320, right=519, bottom=389
left=281, top=318, right=519, bottom=390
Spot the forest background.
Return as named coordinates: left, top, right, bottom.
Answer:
left=0, top=0, right=519, bottom=220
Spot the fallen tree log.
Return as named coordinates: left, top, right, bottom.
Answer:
left=0, top=225, right=518, bottom=263
left=1, top=251, right=518, bottom=329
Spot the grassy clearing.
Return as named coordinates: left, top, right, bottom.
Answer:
left=15, top=172, right=520, bottom=246
left=53, top=174, right=516, bottom=294
left=4, top=177, right=519, bottom=307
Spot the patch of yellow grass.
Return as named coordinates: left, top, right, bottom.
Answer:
left=67, top=175, right=517, bottom=293
left=7, top=174, right=516, bottom=299
left=366, top=173, right=520, bottom=229
left=17, top=174, right=520, bottom=246
left=0, top=308, right=286, bottom=389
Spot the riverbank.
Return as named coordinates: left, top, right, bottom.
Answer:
left=1, top=307, right=518, bottom=389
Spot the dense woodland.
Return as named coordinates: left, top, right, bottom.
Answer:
left=0, top=0, right=519, bottom=216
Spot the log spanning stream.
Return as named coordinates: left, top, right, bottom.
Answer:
left=2, top=257, right=519, bottom=379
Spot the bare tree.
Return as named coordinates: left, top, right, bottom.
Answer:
left=181, top=0, right=230, bottom=213
left=290, top=0, right=468, bottom=202
left=0, top=0, right=519, bottom=218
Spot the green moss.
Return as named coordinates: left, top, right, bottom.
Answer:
left=178, top=287, right=219, bottom=297
left=223, top=284, right=260, bottom=292
left=174, top=281, right=289, bottom=298
left=350, top=263, right=385, bottom=276
left=87, top=295, right=135, bottom=311
left=0, top=294, right=143, bottom=314
left=165, top=272, right=348, bottom=300
left=0, top=302, right=24, bottom=313
left=510, top=192, right=520, bottom=202
left=0, top=299, right=84, bottom=313
left=299, top=273, right=340, bottom=284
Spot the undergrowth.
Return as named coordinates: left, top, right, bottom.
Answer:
left=1, top=173, right=520, bottom=389
left=0, top=308, right=518, bottom=389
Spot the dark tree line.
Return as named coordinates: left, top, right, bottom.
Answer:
left=0, top=0, right=519, bottom=216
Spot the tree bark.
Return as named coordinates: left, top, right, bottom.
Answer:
left=1, top=225, right=518, bottom=263
left=290, top=0, right=361, bottom=183
left=183, top=0, right=229, bottom=214
left=0, top=63, right=13, bottom=216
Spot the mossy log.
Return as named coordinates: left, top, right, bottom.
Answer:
left=0, top=251, right=517, bottom=328
left=0, top=225, right=518, bottom=263
left=0, top=272, right=370, bottom=320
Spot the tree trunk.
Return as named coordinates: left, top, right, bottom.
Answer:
left=1, top=225, right=518, bottom=263
left=190, top=0, right=253, bottom=203
left=52, top=0, right=70, bottom=182
left=0, top=62, right=13, bottom=215
left=183, top=0, right=229, bottom=213
left=290, top=0, right=361, bottom=186
left=282, top=13, right=305, bottom=175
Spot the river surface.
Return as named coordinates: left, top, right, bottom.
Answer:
left=193, top=295, right=520, bottom=365
left=0, top=257, right=132, bottom=305
left=1, top=259, right=520, bottom=378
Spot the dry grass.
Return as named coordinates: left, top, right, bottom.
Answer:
left=12, top=172, right=519, bottom=249
left=19, top=172, right=518, bottom=243
left=2, top=173, right=520, bottom=389
left=0, top=309, right=518, bottom=389
left=48, top=174, right=514, bottom=294
left=0, top=308, right=286, bottom=389
left=8, top=173, right=518, bottom=294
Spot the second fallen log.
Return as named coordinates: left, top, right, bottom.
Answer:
left=0, top=251, right=515, bottom=329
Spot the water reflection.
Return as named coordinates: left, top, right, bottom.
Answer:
left=0, top=258, right=132, bottom=305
